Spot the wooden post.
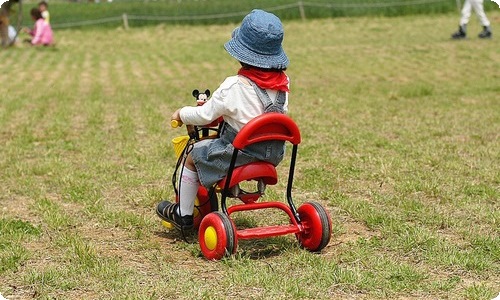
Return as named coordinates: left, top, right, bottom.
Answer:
left=455, top=0, right=461, bottom=12
left=17, top=0, right=23, bottom=32
left=122, top=13, right=129, bottom=30
left=298, top=1, right=306, bottom=21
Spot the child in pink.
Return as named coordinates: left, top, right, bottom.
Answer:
left=25, top=8, right=53, bottom=46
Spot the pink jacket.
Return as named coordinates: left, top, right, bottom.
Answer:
left=30, top=19, right=53, bottom=45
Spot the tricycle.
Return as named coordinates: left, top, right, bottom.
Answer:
left=161, top=90, right=332, bottom=260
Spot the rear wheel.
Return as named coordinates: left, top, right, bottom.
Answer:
left=296, top=202, right=332, bottom=252
left=198, top=212, right=237, bottom=260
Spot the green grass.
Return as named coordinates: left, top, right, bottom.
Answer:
left=0, top=218, right=41, bottom=273
left=1, top=11, right=499, bottom=299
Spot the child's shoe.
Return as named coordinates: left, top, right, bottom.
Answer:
left=451, top=25, right=467, bottom=39
left=478, top=26, right=492, bottom=39
left=156, top=200, right=193, bottom=230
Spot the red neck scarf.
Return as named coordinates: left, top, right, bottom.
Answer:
left=238, top=67, right=289, bottom=92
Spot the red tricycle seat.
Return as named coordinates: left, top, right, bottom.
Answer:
left=217, top=161, right=278, bottom=189
left=217, top=161, right=278, bottom=204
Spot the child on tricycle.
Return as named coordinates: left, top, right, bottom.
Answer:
left=157, top=9, right=331, bottom=260
left=157, top=9, right=290, bottom=230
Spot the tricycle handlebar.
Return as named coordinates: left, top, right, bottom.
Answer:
left=171, top=120, right=183, bottom=128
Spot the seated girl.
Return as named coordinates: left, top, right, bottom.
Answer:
left=24, top=8, right=53, bottom=46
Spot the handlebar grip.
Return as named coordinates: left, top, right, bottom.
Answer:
left=171, top=120, right=183, bottom=128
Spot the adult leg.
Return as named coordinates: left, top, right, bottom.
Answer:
left=459, top=0, right=473, bottom=26
left=471, top=0, right=492, bottom=38
left=452, top=0, right=471, bottom=39
left=471, top=0, right=490, bottom=26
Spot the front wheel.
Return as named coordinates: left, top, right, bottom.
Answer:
left=198, top=212, right=237, bottom=260
left=296, top=202, right=332, bottom=252
left=193, top=186, right=218, bottom=229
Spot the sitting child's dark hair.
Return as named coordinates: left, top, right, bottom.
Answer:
left=30, top=8, right=43, bottom=20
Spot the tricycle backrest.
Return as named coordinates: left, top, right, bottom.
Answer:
left=232, top=113, right=301, bottom=150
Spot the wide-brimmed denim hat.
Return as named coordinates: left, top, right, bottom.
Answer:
left=224, top=9, right=289, bottom=70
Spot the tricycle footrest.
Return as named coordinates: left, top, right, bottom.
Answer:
left=237, top=224, right=301, bottom=240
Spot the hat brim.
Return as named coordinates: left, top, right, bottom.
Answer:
left=224, top=28, right=289, bottom=70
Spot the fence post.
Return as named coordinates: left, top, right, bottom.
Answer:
left=455, top=0, right=461, bottom=12
left=298, top=1, right=306, bottom=21
left=122, top=13, right=129, bottom=30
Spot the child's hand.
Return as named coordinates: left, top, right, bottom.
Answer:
left=171, top=109, right=181, bottom=123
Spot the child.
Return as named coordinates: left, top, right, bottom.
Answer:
left=451, top=0, right=492, bottom=39
left=24, top=8, right=53, bottom=46
left=38, top=1, right=50, bottom=24
left=157, top=9, right=290, bottom=230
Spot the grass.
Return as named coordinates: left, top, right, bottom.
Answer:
left=1, top=11, right=499, bottom=300
left=11, top=0, right=477, bottom=28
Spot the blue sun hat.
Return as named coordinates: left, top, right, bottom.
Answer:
left=224, top=9, right=289, bottom=70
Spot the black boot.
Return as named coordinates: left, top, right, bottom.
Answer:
left=478, top=26, right=492, bottom=39
left=451, top=25, right=467, bottom=39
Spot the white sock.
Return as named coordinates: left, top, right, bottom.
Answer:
left=177, top=167, right=199, bottom=217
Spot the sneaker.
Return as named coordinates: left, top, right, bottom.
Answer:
left=156, top=200, right=193, bottom=230
left=478, top=26, right=492, bottom=39
left=451, top=25, right=466, bottom=39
